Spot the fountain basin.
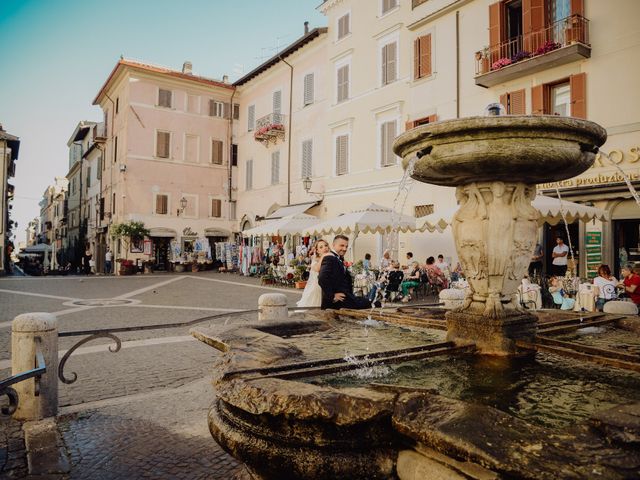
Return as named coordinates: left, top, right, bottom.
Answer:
left=193, top=312, right=640, bottom=479
left=393, top=116, right=607, bottom=187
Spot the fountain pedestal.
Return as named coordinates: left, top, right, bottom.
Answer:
left=394, top=116, right=607, bottom=355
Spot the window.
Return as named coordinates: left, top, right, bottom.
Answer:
left=303, top=73, right=314, bottom=106
left=414, top=34, right=432, bottom=79
left=114, top=136, right=118, bottom=163
left=185, top=134, right=199, bottom=163
left=187, top=95, right=199, bottom=114
left=97, top=156, right=102, bottom=179
left=381, top=41, right=398, bottom=85
left=406, top=114, right=437, bottom=130
left=158, top=89, right=172, bottom=108
left=229, top=201, right=237, bottom=220
left=273, top=90, right=282, bottom=115
left=99, top=197, right=105, bottom=221
left=531, top=73, right=586, bottom=118
left=156, top=131, right=171, bottom=159
left=233, top=103, right=240, bottom=120
left=86, top=166, right=92, bottom=188
left=301, top=139, right=313, bottom=178
left=505, top=0, right=523, bottom=41
left=155, top=194, right=168, bottom=215
left=382, top=0, right=398, bottom=15
left=337, top=64, right=349, bottom=103
left=112, top=193, right=116, bottom=214
left=211, top=139, right=223, bottom=165
left=414, top=204, right=434, bottom=217
left=248, top=105, right=255, bottom=131
left=209, top=100, right=224, bottom=118
left=335, top=134, right=349, bottom=176
left=499, top=89, right=526, bottom=114
left=271, top=151, right=280, bottom=185
left=115, top=97, right=119, bottom=114
left=246, top=160, right=253, bottom=190
left=231, top=144, right=238, bottom=166
left=211, top=198, right=222, bottom=218
left=380, top=120, right=397, bottom=167
left=551, top=83, right=570, bottom=116
left=337, top=13, right=350, bottom=39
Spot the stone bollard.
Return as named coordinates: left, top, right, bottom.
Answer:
left=258, top=293, right=288, bottom=321
left=11, top=313, right=58, bottom=421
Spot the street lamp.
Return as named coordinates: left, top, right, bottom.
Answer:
left=177, top=196, right=188, bottom=216
left=302, top=176, right=323, bottom=196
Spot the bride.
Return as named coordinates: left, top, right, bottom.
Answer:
left=296, top=239, right=330, bottom=308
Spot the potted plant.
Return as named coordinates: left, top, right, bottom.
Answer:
left=294, top=264, right=308, bottom=289
left=117, top=258, right=135, bottom=275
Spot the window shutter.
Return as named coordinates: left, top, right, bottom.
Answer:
left=337, top=65, right=349, bottom=102
left=420, top=34, right=431, bottom=78
left=523, top=0, right=545, bottom=51
left=336, top=135, right=348, bottom=175
left=570, top=0, right=584, bottom=16
left=246, top=160, right=253, bottom=190
left=156, top=195, right=168, bottom=215
left=499, top=93, right=508, bottom=111
left=386, top=42, right=397, bottom=84
left=211, top=140, right=223, bottom=164
left=157, top=132, right=170, bottom=158
left=338, top=14, right=349, bottom=39
left=231, top=144, right=238, bottom=167
left=510, top=89, right=526, bottom=114
left=159, top=89, right=172, bottom=107
left=273, top=90, right=282, bottom=114
left=381, top=121, right=397, bottom=167
left=248, top=105, right=255, bottom=131
left=271, top=151, right=280, bottom=185
left=209, top=99, right=215, bottom=117
left=488, top=2, right=504, bottom=63
left=570, top=73, right=586, bottom=119
left=223, top=103, right=230, bottom=119
left=405, top=121, right=414, bottom=131
left=212, top=199, right=221, bottom=218
left=531, top=85, right=545, bottom=114
left=427, top=114, right=438, bottom=123
left=382, top=44, right=388, bottom=85
left=304, top=73, right=314, bottom=105
left=302, top=139, right=313, bottom=178
left=233, top=103, right=240, bottom=120
left=413, top=38, right=421, bottom=79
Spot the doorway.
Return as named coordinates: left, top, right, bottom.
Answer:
left=152, top=238, right=170, bottom=271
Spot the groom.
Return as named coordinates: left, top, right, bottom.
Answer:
left=319, top=235, right=377, bottom=310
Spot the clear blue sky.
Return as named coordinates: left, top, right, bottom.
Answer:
left=0, top=0, right=326, bottom=244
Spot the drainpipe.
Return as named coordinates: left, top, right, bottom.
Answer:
left=456, top=11, right=461, bottom=118
left=103, top=93, right=116, bottom=254
left=278, top=54, right=294, bottom=206
left=228, top=87, right=236, bottom=207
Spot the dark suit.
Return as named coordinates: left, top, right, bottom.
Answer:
left=318, top=252, right=372, bottom=310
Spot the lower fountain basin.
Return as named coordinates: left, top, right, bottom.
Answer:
left=192, top=311, right=640, bottom=479
left=393, top=116, right=607, bottom=187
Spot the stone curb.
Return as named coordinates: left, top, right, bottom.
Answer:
left=23, top=418, right=70, bottom=477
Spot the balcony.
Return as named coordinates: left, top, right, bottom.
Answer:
left=474, top=15, right=590, bottom=88
left=254, top=113, right=286, bottom=146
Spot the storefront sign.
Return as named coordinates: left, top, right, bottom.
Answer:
left=183, top=227, right=198, bottom=237
left=585, top=230, right=602, bottom=279
left=143, top=240, right=152, bottom=255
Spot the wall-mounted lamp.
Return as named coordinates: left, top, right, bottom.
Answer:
left=177, top=196, right=188, bottom=216
left=303, top=177, right=323, bottom=195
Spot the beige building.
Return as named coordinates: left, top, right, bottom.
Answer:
left=0, top=125, right=19, bottom=275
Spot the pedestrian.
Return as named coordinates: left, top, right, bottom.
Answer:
left=105, top=247, right=113, bottom=274
left=619, top=263, right=640, bottom=307
left=551, top=237, right=569, bottom=277
left=363, top=253, right=372, bottom=272
left=528, top=242, right=543, bottom=277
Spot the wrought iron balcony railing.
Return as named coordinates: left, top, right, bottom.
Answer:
left=475, top=14, right=590, bottom=76
left=254, top=113, right=286, bottom=146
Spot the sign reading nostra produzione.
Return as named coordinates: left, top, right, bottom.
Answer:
left=585, top=231, right=602, bottom=279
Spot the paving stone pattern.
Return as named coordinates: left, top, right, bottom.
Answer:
left=0, top=417, right=27, bottom=479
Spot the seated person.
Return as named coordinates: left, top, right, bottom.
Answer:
left=619, top=263, right=640, bottom=306
left=549, top=276, right=575, bottom=310
left=385, top=261, right=405, bottom=300
left=425, top=256, right=448, bottom=289
left=593, top=264, right=618, bottom=311
left=400, top=261, right=421, bottom=302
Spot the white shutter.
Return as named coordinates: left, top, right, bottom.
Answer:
left=273, top=91, right=282, bottom=114
left=335, top=135, right=348, bottom=175
left=387, top=42, right=397, bottom=84
left=248, top=105, right=255, bottom=131
left=246, top=160, right=253, bottom=190
left=381, top=121, right=397, bottom=167
left=338, top=13, right=350, bottom=39
left=337, top=65, right=349, bottom=102
left=303, top=73, right=314, bottom=106
left=271, top=151, right=280, bottom=185
left=209, top=99, right=215, bottom=117
left=301, top=139, right=313, bottom=178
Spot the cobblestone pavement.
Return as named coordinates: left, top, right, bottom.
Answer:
left=0, top=272, right=302, bottom=479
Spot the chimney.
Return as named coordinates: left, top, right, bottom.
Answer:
left=182, top=61, right=193, bottom=75
left=304, top=21, right=309, bottom=34
left=222, top=75, right=229, bottom=84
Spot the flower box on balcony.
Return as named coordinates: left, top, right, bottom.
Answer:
left=254, top=123, right=285, bottom=143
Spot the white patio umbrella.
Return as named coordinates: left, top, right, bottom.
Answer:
left=301, top=203, right=416, bottom=236
left=417, top=195, right=608, bottom=232
left=242, top=213, right=319, bottom=237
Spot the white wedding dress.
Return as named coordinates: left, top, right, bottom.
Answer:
left=297, top=260, right=323, bottom=307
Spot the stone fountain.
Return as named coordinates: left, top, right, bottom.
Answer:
left=394, top=114, right=607, bottom=354
left=193, top=115, right=640, bottom=480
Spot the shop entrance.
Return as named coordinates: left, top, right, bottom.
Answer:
left=543, top=221, right=580, bottom=276
left=613, top=219, right=640, bottom=277
left=152, top=237, right=170, bottom=271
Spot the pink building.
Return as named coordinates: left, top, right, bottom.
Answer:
left=93, top=59, right=237, bottom=271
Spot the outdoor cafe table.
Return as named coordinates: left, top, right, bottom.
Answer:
left=573, top=284, right=596, bottom=312
left=517, top=284, right=542, bottom=310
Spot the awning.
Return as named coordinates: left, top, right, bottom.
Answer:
left=266, top=201, right=318, bottom=219
left=148, top=227, right=177, bottom=238
left=204, top=228, right=232, bottom=237
left=23, top=244, right=52, bottom=253
left=243, top=214, right=319, bottom=237
left=302, top=203, right=416, bottom=236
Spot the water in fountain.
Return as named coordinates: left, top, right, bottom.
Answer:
left=342, top=352, right=391, bottom=379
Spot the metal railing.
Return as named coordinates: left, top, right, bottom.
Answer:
left=475, top=15, right=590, bottom=75
left=0, top=338, right=46, bottom=416
left=254, top=113, right=286, bottom=143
